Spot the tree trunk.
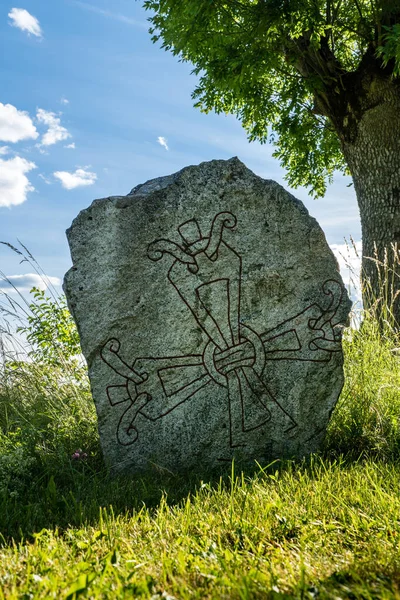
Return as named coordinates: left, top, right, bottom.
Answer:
left=341, top=84, right=400, bottom=326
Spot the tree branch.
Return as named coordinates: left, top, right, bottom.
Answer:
left=352, top=0, right=364, bottom=19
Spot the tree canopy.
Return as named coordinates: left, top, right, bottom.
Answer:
left=143, top=0, right=400, bottom=197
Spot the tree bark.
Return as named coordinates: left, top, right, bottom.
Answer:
left=342, top=82, right=400, bottom=325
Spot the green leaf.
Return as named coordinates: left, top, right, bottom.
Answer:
left=65, top=572, right=97, bottom=599
left=18, top=290, right=83, bottom=371
left=142, top=0, right=383, bottom=195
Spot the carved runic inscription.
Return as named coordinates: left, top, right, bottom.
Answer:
left=100, top=212, right=344, bottom=449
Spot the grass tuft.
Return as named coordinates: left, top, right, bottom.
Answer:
left=325, top=307, right=400, bottom=459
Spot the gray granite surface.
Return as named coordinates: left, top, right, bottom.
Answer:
left=64, top=158, right=351, bottom=473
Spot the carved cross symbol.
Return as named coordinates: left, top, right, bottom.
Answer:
left=101, top=212, right=344, bottom=448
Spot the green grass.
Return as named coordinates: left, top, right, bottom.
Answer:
left=1, top=460, right=400, bottom=599
left=324, top=310, right=400, bottom=459
left=1, top=257, right=400, bottom=598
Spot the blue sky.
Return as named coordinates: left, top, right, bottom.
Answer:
left=0, top=0, right=361, bottom=297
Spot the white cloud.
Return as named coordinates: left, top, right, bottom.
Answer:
left=73, top=2, right=147, bottom=27
left=157, top=136, right=169, bottom=151
left=36, top=109, right=71, bottom=146
left=60, top=97, right=69, bottom=105
left=0, top=273, right=61, bottom=292
left=65, top=142, right=76, bottom=149
left=8, top=8, right=42, bottom=38
left=36, top=146, right=48, bottom=155
left=330, top=240, right=362, bottom=305
left=0, top=103, right=38, bottom=143
left=38, top=173, right=52, bottom=185
left=0, top=156, right=36, bottom=207
left=54, top=167, right=97, bottom=190
left=0, top=146, right=9, bottom=155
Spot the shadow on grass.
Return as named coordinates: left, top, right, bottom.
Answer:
left=1, top=450, right=398, bottom=546
left=314, top=562, right=400, bottom=598
left=0, top=454, right=269, bottom=544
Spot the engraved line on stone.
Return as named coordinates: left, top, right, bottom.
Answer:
left=100, top=211, right=345, bottom=448
left=147, top=239, right=197, bottom=269
left=101, top=338, right=144, bottom=383
left=205, top=211, right=237, bottom=259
